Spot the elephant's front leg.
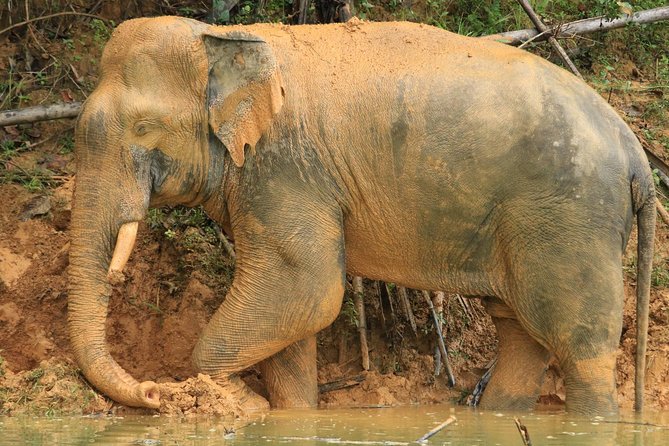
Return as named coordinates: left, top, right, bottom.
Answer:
left=192, top=204, right=345, bottom=411
left=260, top=336, right=318, bottom=408
left=479, top=297, right=551, bottom=410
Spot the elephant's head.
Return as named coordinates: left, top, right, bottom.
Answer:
left=69, top=17, right=284, bottom=408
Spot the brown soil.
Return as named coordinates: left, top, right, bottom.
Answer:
left=1, top=7, right=669, bottom=418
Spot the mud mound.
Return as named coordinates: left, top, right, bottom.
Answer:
left=159, top=374, right=246, bottom=417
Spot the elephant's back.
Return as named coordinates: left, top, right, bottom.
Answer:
left=234, top=19, right=539, bottom=80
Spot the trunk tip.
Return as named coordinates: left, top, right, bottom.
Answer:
left=138, top=381, right=161, bottom=409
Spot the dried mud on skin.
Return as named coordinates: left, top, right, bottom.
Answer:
left=2, top=169, right=669, bottom=416
left=1, top=18, right=669, bottom=416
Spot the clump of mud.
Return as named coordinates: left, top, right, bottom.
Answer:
left=159, top=374, right=246, bottom=417
left=0, top=357, right=109, bottom=415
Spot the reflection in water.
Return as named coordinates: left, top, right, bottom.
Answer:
left=0, top=405, right=668, bottom=445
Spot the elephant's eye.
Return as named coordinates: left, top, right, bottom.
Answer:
left=134, top=122, right=148, bottom=136
left=134, top=119, right=162, bottom=137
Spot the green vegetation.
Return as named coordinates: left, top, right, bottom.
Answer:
left=89, top=18, right=114, bottom=48
left=652, top=260, right=669, bottom=288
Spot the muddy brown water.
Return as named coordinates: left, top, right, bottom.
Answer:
left=1, top=405, right=668, bottom=445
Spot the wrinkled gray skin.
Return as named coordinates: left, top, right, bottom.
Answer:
left=69, top=17, right=655, bottom=415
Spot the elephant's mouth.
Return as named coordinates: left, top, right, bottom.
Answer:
left=108, top=221, right=139, bottom=281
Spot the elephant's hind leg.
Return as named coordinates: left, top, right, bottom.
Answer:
left=478, top=297, right=550, bottom=410
left=506, top=252, right=624, bottom=414
left=260, top=336, right=318, bottom=408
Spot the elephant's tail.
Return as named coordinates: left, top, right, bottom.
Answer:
left=632, top=169, right=656, bottom=412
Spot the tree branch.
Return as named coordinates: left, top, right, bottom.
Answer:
left=0, top=102, right=82, bottom=127
left=484, top=6, right=669, bottom=46
left=0, top=12, right=110, bottom=36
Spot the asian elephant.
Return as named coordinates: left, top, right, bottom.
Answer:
left=68, top=16, right=655, bottom=415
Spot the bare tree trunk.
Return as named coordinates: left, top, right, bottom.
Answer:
left=298, top=0, right=310, bottom=25
left=315, top=0, right=353, bottom=23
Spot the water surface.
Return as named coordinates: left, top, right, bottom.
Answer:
left=1, top=405, right=668, bottom=445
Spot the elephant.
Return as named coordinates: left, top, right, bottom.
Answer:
left=68, top=16, right=655, bottom=415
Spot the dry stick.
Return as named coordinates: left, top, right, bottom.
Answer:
left=432, top=291, right=445, bottom=376
left=484, top=6, right=669, bottom=46
left=214, top=225, right=236, bottom=261
left=318, top=373, right=365, bottom=393
left=0, top=102, right=82, bottom=127
left=416, top=416, right=457, bottom=443
left=655, top=197, right=669, bottom=226
left=514, top=417, right=532, bottom=446
left=422, top=290, right=456, bottom=387
left=516, top=0, right=583, bottom=80
left=0, top=11, right=110, bottom=36
left=353, top=276, right=370, bottom=371
left=398, top=286, right=417, bottom=335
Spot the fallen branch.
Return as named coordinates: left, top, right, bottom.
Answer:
left=0, top=12, right=110, bottom=37
left=468, top=358, right=497, bottom=406
left=318, top=373, right=365, bottom=393
left=416, top=416, right=457, bottom=443
left=484, top=6, right=669, bottom=46
left=514, top=417, right=532, bottom=446
left=423, top=290, right=456, bottom=387
left=0, top=102, right=82, bottom=127
left=516, top=0, right=583, bottom=79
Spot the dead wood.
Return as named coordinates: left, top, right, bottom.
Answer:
left=431, top=291, right=445, bottom=376
left=416, top=415, right=457, bottom=443
left=514, top=417, right=532, bottom=446
left=422, top=290, right=456, bottom=386
left=353, top=276, right=370, bottom=371
left=484, top=6, right=669, bottom=46
left=398, top=286, right=417, bottom=335
left=318, top=373, right=365, bottom=393
left=0, top=102, right=81, bottom=127
left=516, top=0, right=583, bottom=79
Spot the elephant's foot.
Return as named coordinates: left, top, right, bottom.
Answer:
left=260, top=337, right=319, bottom=409
left=213, top=374, right=270, bottom=413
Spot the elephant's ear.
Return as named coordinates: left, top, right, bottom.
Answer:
left=203, top=30, right=284, bottom=167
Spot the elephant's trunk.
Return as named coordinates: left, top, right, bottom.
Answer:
left=68, top=173, right=159, bottom=409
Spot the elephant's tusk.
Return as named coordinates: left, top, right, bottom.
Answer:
left=108, top=221, right=139, bottom=277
